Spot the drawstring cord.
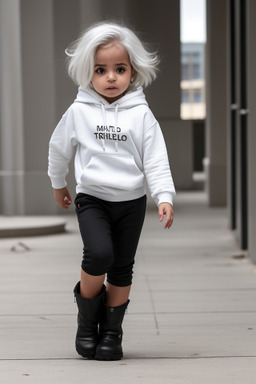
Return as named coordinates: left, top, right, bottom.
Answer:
left=114, top=104, right=119, bottom=152
left=100, top=103, right=107, bottom=151
left=100, top=102, right=120, bottom=152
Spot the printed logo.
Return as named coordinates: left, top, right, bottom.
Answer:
left=94, top=125, right=127, bottom=142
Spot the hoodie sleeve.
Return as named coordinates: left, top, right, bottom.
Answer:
left=48, top=109, right=77, bottom=189
left=143, top=121, right=176, bottom=206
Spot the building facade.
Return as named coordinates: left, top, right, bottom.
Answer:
left=181, top=43, right=206, bottom=120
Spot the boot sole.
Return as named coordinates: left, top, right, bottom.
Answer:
left=76, top=347, right=95, bottom=360
left=95, top=352, right=123, bottom=361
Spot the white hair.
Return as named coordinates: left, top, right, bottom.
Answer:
left=65, top=22, right=159, bottom=91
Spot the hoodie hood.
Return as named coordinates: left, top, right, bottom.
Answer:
left=74, top=86, right=148, bottom=110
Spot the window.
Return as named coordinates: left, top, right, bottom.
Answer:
left=193, top=63, right=201, bottom=79
left=193, top=90, right=202, bottom=103
left=181, top=63, right=190, bottom=80
left=182, top=90, right=190, bottom=103
left=180, top=0, right=206, bottom=119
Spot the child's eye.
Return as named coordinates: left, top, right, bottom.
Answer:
left=96, top=68, right=105, bottom=74
left=116, top=67, right=126, bottom=74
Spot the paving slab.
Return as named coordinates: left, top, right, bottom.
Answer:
left=1, top=358, right=256, bottom=384
left=1, top=191, right=256, bottom=384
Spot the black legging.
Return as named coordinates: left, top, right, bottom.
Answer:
left=75, top=193, right=147, bottom=287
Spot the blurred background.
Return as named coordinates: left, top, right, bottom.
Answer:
left=0, top=0, right=256, bottom=264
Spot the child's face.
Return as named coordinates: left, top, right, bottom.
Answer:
left=91, top=42, right=135, bottom=103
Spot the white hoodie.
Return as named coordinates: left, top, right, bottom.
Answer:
left=48, top=87, right=175, bottom=206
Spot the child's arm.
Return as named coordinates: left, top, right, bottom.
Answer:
left=53, top=187, right=72, bottom=209
left=48, top=108, right=77, bottom=208
left=158, top=203, right=174, bottom=229
left=143, top=121, right=176, bottom=225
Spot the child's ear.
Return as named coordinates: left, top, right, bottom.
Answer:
left=131, top=69, right=136, bottom=83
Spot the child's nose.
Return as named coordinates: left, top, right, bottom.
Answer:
left=107, top=71, right=116, bottom=81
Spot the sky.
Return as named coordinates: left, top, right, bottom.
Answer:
left=180, top=0, right=206, bottom=42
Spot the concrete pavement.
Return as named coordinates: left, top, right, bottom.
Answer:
left=0, top=191, right=256, bottom=383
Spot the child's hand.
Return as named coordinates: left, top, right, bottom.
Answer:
left=158, top=203, right=174, bottom=229
left=53, top=187, right=72, bottom=209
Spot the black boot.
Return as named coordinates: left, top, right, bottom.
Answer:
left=95, top=300, right=130, bottom=361
left=74, top=282, right=105, bottom=359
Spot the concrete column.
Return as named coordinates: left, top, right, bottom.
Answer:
left=51, top=0, right=81, bottom=210
left=80, top=0, right=109, bottom=26
left=0, top=0, right=68, bottom=215
left=19, top=0, right=58, bottom=214
left=205, top=0, right=228, bottom=206
left=0, top=0, right=25, bottom=214
left=247, top=0, right=256, bottom=263
left=53, top=0, right=80, bottom=117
